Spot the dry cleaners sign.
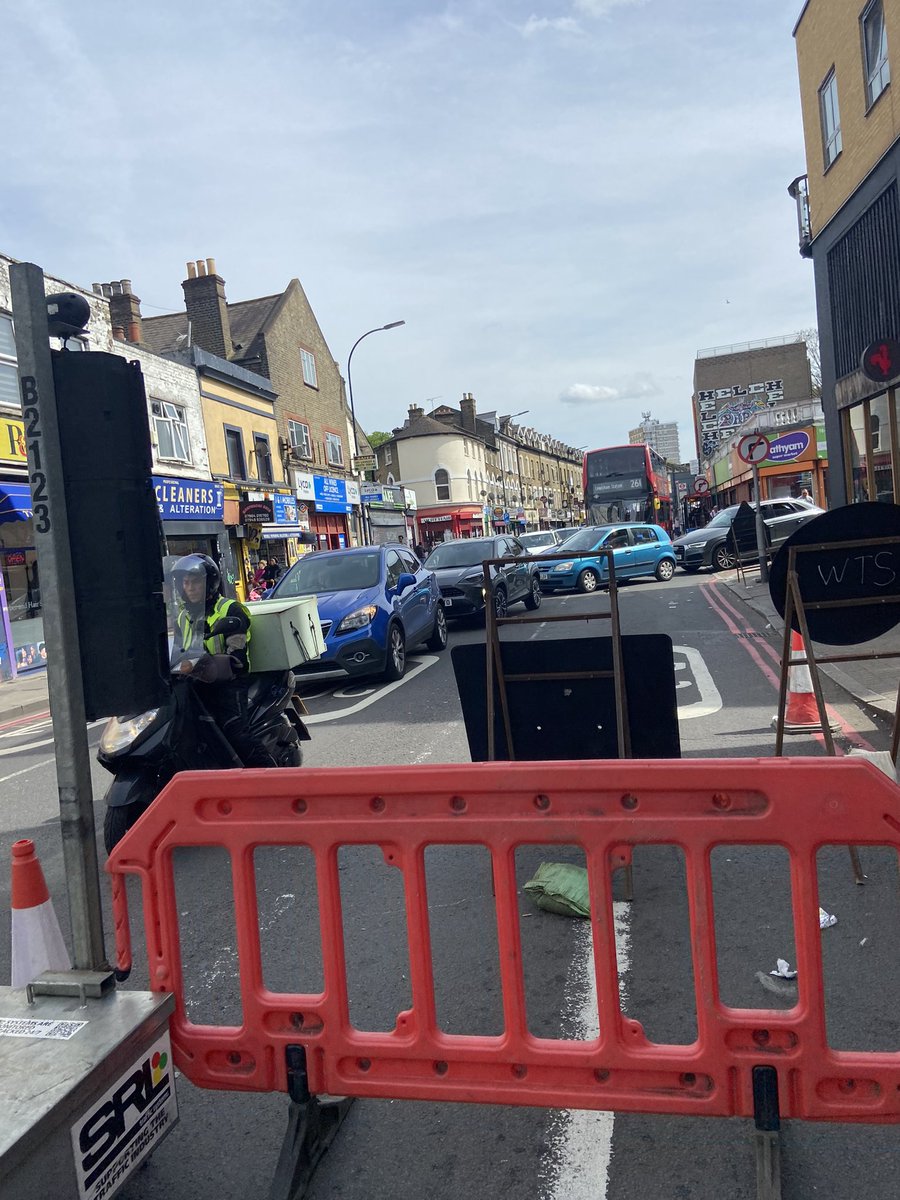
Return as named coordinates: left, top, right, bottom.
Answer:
left=153, top=476, right=225, bottom=521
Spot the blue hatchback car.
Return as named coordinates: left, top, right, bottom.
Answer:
left=270, top=544, right=447, bottom=681
left=537, top=523, right=676, bottom=593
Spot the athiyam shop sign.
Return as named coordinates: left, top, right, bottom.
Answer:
left=765, top=430, right=811, bottom=465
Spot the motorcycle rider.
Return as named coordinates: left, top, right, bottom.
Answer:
left=171, top=554, right=276, bottom=767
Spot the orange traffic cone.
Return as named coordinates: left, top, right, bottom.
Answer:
left=10, top=838, right=70, bottom=988
left=776, top=629, right=839, bottom=734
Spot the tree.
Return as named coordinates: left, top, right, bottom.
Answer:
left=367, top=431, right=392, bottom=449
left=797, top=328, right=822, bottom=398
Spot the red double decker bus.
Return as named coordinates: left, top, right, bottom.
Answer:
left=582, top=444, right=673, bottom=531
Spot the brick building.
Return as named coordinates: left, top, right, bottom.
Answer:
left=142, top=260, right=364, bottom=549
left=792, top=0, right=900, bottom=505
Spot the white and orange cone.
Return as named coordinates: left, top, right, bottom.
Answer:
left=774, top=629, right=840, bottom=734
left=10, top=838, right=70, bottom=988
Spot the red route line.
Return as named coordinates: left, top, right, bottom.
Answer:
left=702, top=576, right=876, bottom=753
left=0, top=709, right=51, bottom=732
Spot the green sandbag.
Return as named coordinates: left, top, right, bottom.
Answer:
left=523, top=862, right=591, bottom=918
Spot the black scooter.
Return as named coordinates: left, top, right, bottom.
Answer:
left=98, top=649, right=310, bottom=852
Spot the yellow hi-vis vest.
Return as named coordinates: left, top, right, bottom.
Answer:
left=176, top=596, right=251, bottom=666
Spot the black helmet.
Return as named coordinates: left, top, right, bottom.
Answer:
left=171, top=554, right=221, bottom=605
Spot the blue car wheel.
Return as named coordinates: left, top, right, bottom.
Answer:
left=577, top=567, right=600, bottom=593
left=654, top=558, right=676, bottom=581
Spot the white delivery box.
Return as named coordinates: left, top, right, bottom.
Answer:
left=246, top=594, right=326, bottom=670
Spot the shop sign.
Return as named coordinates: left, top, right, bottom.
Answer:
left=313, top=475, right=352, bottom=514
left=239, top=498, right=274, bottom=524
left=272, top=493, right=299, bottom=524
left=404, top=488, right=417, bottom=510
left=3, top=549, right=26, bottom=566
left=765, top=430, right=811, bottom=465
left=153, top=477, right=224, bottom=521
left=0, top=416, right=26, bottom=466
left=420, top=514, right=452, bottom=524
left=346, top=480, right=361, bottom=504
left=360, top=483, right=384, bottom=502
left=294, top=470, right=315, bottom=502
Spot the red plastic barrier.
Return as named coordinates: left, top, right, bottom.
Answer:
left=106, top=759, right=900, bottom=1122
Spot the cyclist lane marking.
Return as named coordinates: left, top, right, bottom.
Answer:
left=301, top=655, right=439, bottom=724
left=672, top=645, right=722, bottom=719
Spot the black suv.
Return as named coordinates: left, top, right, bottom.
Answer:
left=423, top=535, right=542, bottom=618
left=673, top=498, right=825, bottom=572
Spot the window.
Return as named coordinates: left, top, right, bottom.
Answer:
left=254, top=433, right=273, bottom=484
left=632, top=527, right=658, bottom=544
left=435, top=468, right=450, bottom=501
left=819, top=69, right=842, bottom=168
left=0, top=315, right=18, bottom=409
left=288, top=419, right=312, bottom=460
left=324, top=431, right=343, bottom=466
left=383, top=444, right=393, bottom=465
left=152, top=400, right=191, bottom=462
left=464, top=439, right=470, bottom=457
left=300, top=348, right=318, bottom=388
left=224, top=426, right=247, bottom=479
left=398, top=549, right=419, bottom=574
left=863, top=0, right=890, bottom=107
left=385, top=549, right=404, bottom=589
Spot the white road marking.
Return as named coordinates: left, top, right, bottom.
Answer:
left=541, top=902, right=631, bottom=1200
left=0, top=719, right=104, bottom=757
left=0, top=760, right=56, bottom=785
left=302, top=656, right=439, bottom=724
left=332, top=685, right=378, bottom=699
left=673, top=645, right=722, bottom=720
left=530, top=622, right=547, bottom=640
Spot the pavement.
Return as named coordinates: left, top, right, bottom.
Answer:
left=0, top=570, right=897, bottom=730
left=718, top=567, right=900, bottom=723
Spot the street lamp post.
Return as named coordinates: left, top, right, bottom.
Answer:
left=346, top=320, right=405, bottom=547
left=346, top=320, right=405, bottom=460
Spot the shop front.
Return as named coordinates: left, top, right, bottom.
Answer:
left=154, top=474, right=237, bottom=596
left=719, top=426, right=827, bottom=508
left=360, top=483, right=413, bottom=546
left=838, top=384, right=898, bottom=506
left=0, top=413, right=41, bottom=675
left=294, top=471, right=354, bottom=549
left=417, top=504, right=484, bottom=548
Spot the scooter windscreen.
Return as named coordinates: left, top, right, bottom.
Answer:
left=165, top=553, right=237, bottom=683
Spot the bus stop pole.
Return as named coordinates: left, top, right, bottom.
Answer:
left=10, top=263, right=107, bottom=972
left=753, top=461, right=769, bottom=584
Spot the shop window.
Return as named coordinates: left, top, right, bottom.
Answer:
left=152, top=401, right=191, bottom=463
left=300, top=349, right=318, bottom=388
left=870, top=396, right=895, bottom=502
left=288, top=419, right=312, bottom=460
left=225, top=426, right=247, bottom=480
left=435, top=469, right=451, bottom=502
left=324, top=431, right=343, bottom=467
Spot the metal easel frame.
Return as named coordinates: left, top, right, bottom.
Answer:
left=482, top=545, right=633, bottom=897
left=773, top=535, right=900, bottom=886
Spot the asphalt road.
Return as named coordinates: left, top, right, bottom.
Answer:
left=1, top=571, right=898, bottom=1200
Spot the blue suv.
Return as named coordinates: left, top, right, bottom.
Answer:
left=538, top=523, right=676, bottom=593
left=270, top=544, right=447, bottom=681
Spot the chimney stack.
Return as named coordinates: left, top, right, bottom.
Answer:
left=460, top=392, right=476, bottom=432
left=408, top=403, right=424, bottom=422
left=182, top=258, right=232, bottom=359
left=100, top=279, right=143, bottom=344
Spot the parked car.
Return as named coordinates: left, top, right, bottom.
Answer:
left=270, top=544, right=447, bottom=681
left=516, top=530, right=561, bottom=555
left=672, top=498, right=826, bottom=572
left=538, top=523, right=676, bottom=593
left=423, top=535, right=542, bottom=618
left=554, top=526, right=582, bottom=544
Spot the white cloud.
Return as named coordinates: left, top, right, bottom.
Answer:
left=574, top=0, right=647, bottom=16
left=560, top=374, right=662, bottom=406
left=520, top=13, right=582, bottom=37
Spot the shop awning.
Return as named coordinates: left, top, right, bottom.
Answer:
left=0, top=483, right=32, bottom=524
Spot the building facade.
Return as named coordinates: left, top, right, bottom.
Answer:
left=0, top=259, right=221, bottom=677
left=692, top=336, right=814, bottom=466
left=142, top=260, right=364, bottom=550
left=628, top=413, right=681, bottom=464
left=793, top=0, right=900, bottom=506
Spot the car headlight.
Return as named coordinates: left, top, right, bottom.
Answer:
left=336, top=604, right=377, bottom=635
left=462, top=570, right=485, bottom=582
left=552, top=561, right=575, bottom=572
left=686, top=539, right=708, bottom=549
left=99, top=709, right=161, bottom=755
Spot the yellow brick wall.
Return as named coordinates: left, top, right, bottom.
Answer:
left=795, top=0, right=900, bottom=235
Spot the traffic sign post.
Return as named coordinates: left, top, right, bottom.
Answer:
left=737, top=434, right=771, bottom=584
left=693, top=476, right=709, bottom=495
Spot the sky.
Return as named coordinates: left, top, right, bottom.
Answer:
left=1, top=0, right=816, bottom=462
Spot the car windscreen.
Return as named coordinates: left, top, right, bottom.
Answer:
left=704, top=507, right=739, bottom=529
left=519, top=532, right=555, bottom=548
left=424, top=542, right=493, bottom=569
left=275, top=552, right=381, bottom=595
left=557, top=528, right=607, bottom=553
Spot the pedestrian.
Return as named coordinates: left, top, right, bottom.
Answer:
left=414, top=541, right=426, bottom=560
left=251, top=559, right=267, bottom=589
left=263, top=557, right=282, bottom=586
left=800, top=487, right=812, bottom=502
